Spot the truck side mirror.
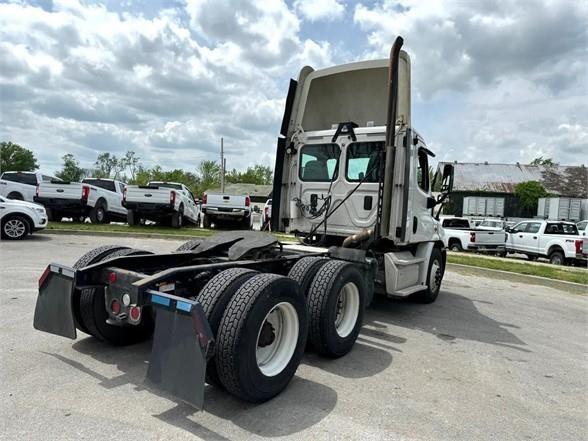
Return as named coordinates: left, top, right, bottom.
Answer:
left=441, top=164, right=454, bottom=193
left=426, top=196, right=436, bottom=209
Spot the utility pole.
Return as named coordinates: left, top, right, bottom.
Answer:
left=220, top=137, right=225, bottom=193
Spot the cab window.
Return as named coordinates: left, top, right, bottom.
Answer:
left=416, top=148, right=429, bottom=192
left=299, top=144, right=340, bottom=182
left=1, top=172, right=37, bottom=185
left=513, top=222, right=528, bottom=233
left=345, top=142, right=382, bottom=182
left=526, top=223, right=541, bottom=234
left=545, top=223, right=578, bottom=235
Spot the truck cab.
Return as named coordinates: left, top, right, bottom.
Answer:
left=272, top=41, right=454, bottom=298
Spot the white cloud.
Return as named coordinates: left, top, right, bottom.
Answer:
left=294, top=0, right=345, bottom=22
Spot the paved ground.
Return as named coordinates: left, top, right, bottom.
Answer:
left=1, top=234, right=586, bottom=441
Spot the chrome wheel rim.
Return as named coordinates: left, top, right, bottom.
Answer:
left=334, top=282, right=360, bottom=338
left=429, top=259, right=442, bottom=292
left=4, top=219, right=26, bottom=238
left=256, top=302, right=299, bottom=377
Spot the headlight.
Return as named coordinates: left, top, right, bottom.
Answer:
left=35, top=207, right=46, bottom=214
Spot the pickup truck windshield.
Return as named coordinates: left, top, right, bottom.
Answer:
left=545, top=223, right=578, bottom=235
left=1, top=172, right=37, bottom=185
left=149, top=182, right=182, bottom=190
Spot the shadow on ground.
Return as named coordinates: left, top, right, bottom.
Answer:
left=47, top=338, right=337, bottom=439
left=366, top=290, right=528, bottom=352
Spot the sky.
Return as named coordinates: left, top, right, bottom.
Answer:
left=0, top=0, right=586, bottom=176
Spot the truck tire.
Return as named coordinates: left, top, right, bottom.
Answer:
left=306, top=260, right=366, bottom=358
left=171, top=208, right=183, bottom=228
left=197, top=268, right=259, bottom=387
left=89, top=201, right=108, bottom=224
left=1, top=214, right=29, bottom=240
left=77, top=248, right=154, bottom=345
left=412, top=247, right=445, bottom=304
left=215, top=273, right=307, bottom=403
left=127, top=210, right=140, bottom=226
left=240, top=216, right=251, bottom=230
left=175, top=238, right=203, bottom=251
left=548, top=250, right=564, bottom=265
left=287, top=256, right=329, bottom=297
left=449, top=240, right=463, bottom=252
left=203, top=214, right=211, bottom=229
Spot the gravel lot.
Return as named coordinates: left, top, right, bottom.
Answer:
left=1, top=234, right=586, bottom=441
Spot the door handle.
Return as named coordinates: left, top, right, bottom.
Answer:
left=518, top=235, right=523, bottom=238
left=533, top=236, right=537, bottom=239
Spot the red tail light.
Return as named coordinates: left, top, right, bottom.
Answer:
left=110, top=299, right=121, bottom=315
left=576, top=240, right=583, bottom=254
left=245, top=195, right=251, bottom=207
left=170, top=190, right=176, bottom=205
left=36, top=184, right=40, bottom=198
left=108, top=272, right=117, bottom=284
left=81, top=185, right=90, bottom=201
left=202, top=193, right=207, bottom=204
left=38, top=265, right=51, bottom=288
left=470, top=232, right=476, bottom=243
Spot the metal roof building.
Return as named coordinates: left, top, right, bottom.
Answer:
left=437, top=162, right=587, bottom=197
left=436, top=162, right=588, bottom=217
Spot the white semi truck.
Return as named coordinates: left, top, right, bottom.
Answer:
left=33, top=37, right=454, bottom=409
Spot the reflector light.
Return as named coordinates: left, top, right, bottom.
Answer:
left=110, top=299, right=121, bottom=315
left=108, top=272, right=117, bottom=284
left=576, top=240, right=583, bottom=254
left=170, top=190, right=176, bottom=205
left=129, top=306, right=141, bottom=321
left=38, top=265, right=51, bottom=288
left=470, top=232, right=476, bottom=243
left=81, top=185, right=90, bottom=200
left=245, top=195, right=251, bottom=207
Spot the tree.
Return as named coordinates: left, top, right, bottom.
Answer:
left=93, top=152, right=126, bottom=179
left=55, top=154, right=85, bottom=182
left=515, top=181, right=548, bottom=211
left=226, top=164, right=273, bottom=185
left=530, top=156, right=557, bottom=166
left=198, top=160, right=221, bottom=190
left=122, top=151, right=140, bottom=181
left=0, top=141, right=39, bottom=173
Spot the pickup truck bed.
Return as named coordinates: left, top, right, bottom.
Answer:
left=441, top=217, right=506, bottom=253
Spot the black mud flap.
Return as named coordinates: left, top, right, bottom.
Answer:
left=146, top=290, right=213, bottom=409
left=33, top=264, right=77, bottom=339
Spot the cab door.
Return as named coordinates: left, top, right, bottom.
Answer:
left=507, top=222, right=528, bottom=252
left=523, top=222, right=541, bottom=254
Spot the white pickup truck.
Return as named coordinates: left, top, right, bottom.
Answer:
left=123, top=181, right=200, bottom=228
left=0, top=171, right=59, bottom=202
left=506, top=220, right=587, bottom=265
left=34, top=178, right=127, bottom=223
left=201, top=192, right=252, bottom=229
left=441, top=217, right=507, bottom=253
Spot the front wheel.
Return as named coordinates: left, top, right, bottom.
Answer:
left=215, top=274, right=307, bottom=403
left=1, top=215, right=29, bottom=240
left=413, top=247, right=445, bottom=304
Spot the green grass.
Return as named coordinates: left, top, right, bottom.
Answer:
left=46, top=221, right=296, bottom=242
left=448, top=253, right=588, bottom=285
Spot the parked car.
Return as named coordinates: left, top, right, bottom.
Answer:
left=506, top=220, right=587, bottom=265
left=0, top=171, right=59, bottom=202
left=123, top=181, right=200, bottom=228
left=201, top=192, right=252, bottom=229
left=35, top=178, right=127, bottom=223
left=577, top=220, right=587, bottom=236
left=440, top=217, right=507, bottom=253
left=262, top=199, right=272, bottom=229
left=0, top=195, right=47, bottom=240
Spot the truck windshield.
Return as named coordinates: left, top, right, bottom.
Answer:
left=299, top=144, right=340, bottom=182
left=545, top=223, right=578, bottom=235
